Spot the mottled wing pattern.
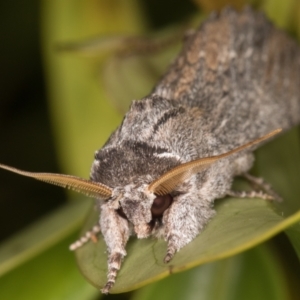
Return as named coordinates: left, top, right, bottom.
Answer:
left=153, top=8, right=300, bottom=143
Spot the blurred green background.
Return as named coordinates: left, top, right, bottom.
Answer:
left=0, top=0, right=300, bottom=299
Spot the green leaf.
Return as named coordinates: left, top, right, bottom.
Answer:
left=261, top=0, right=296, bottom=29
left=255, top=128, right=300, bottom=256
left=285, top=224, right=300, bottom=260
left=131, top=245, right=289, bottom=300
left=0, top=233, right=98, bottom=300
left=75, top=129, right=300, bottom=293
left=0, top=200, right=91, bottom=277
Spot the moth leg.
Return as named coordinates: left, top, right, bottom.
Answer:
left=69, top=224, right=101, bottom=251
left=58, top=27, right=184, bottom=57
left=243, top=173, right=282, bottom=202
left=100, top=204, right=130, bottom=294
left=162, top=194, right=215, bottom=263
left=227, top=173, right=282, bottom=202
left=227, top=190, right=274, bottom=200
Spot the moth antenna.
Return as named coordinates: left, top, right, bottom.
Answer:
left=0, top=164, right=112, bottom=199
left=148, top=129, right=282, bottom=195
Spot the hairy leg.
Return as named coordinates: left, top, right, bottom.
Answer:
left=69, top=224, right=101, bottom=251
left=100, top=204, right=130, bottom=293
left=162, top=193, right=215, bottom=263
left=243, top=173, right=282, bottom=202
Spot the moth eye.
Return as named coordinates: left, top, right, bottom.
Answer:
left=151, top=194, right=173, bottom=218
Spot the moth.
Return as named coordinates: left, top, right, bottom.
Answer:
left=1, top=7, right=300, bottom=293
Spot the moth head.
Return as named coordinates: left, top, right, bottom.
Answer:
left=109, top=183, right=173, bottom=238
